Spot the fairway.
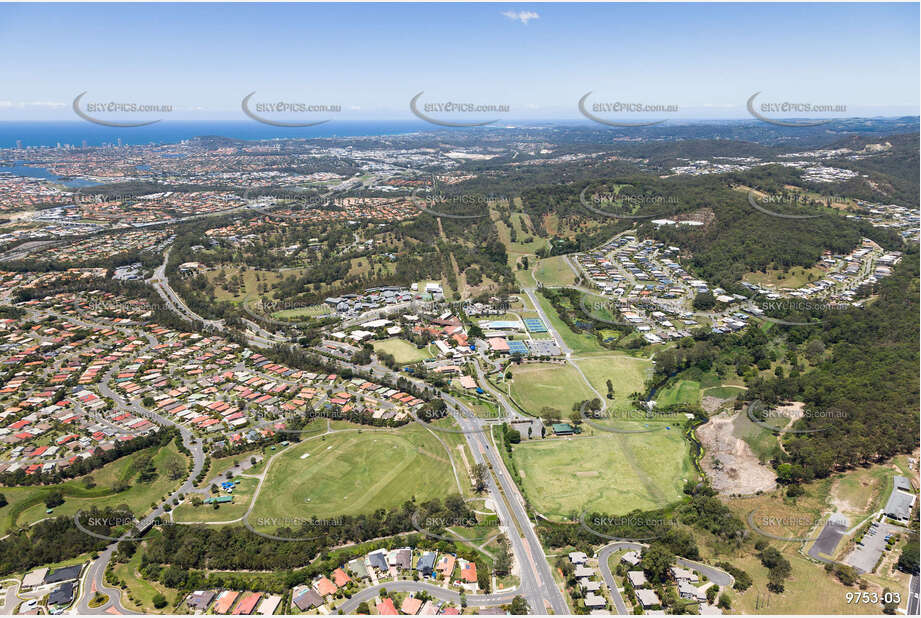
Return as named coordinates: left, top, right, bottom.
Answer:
left=248, top=426, right=458, bottom=527
left=1, top=441, right=187, bottom=533
left=572, top=354, right=653, bottom=412
left=512, top=427, right=694, bottom=518
left=655, top=379, right=701, bottom=407
left=508, top=363, right=595, bottom=416
left=372, top=338, right=433, bottom=364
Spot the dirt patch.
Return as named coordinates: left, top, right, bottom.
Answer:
left=697, top=410, right=777, bottom=495
left=701, top=395, right=727, bottom=414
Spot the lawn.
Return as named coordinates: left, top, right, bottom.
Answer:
left=572, top=354, right=653, bottom=412
left=534, top=256, right=576, bottom=288
left=172, top=476, right=258, bottom=523
left=372, top=338, right=434, bottom=364
left=702, top=385, right=746, bottom=400
left=511, top=426, right=694, bottom=518
left=655, top=379, right=701, bottom=407
left=271, top=304, right=332, bottom=320
left=248, top=425, right=459, bottom=529
left=534, top=293, right=605, bottom=355
left=112, top=541, right=181, bottom=613
left=2, top=441, right=187, bottom=533
left=508, top=363, right=595, bottom=417
left=742, top=265, right=827, bottom=290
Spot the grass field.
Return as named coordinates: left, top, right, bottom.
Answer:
left=742, top=265, right=827, bottom=290
left=248, top=425, right=458, bottom=529
left=534, top=256, right=577, bottom=288
left=702, top=385, right=746, bottom=400
left=271, top=304, right=332, bottom=320
left=172, top=476, right=258, bottom=523
left=112, top=542, right=180, bottom=613
left=512, top=427, right=693, bottom=518
left=572, top=354, right=653, bottom=412
left=372, top=338, right=434, bottom=364
left=732, top=409, right=782, bottom=463
left=1, top=441, right=187, bottom=533
left=655, top=379, right=701, bottom=407
left=508, top=363, right=595, bottom=417
left=534, top=293, right=605, bottom=356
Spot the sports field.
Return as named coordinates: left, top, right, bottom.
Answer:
left=248, top=425, right=458, bottom=526
left=572, top=354, right=653, bottom=412
left=508, top=363, right=595, bottom=416
left=534, top=255, right=576, bottom=288
left=372, top=338, right=434, bottom=364
left=512, top=426, right=694, bottom=518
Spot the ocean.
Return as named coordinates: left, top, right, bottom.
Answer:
left=0, top=121, right=435, bottom=149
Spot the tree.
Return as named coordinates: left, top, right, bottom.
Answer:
left=356, top=601, right=371, bottom=614
left=152, top=593, right=167, bottom=609
left=0, top=493, right=6, bottom=508
left=472, top=463, right=488, bottom=493
left=641, top=543, right=674, bottom=583
left=898, top=539, right=920, bottom=574
left=717, top=593, right=731, bottom=610
left=44, top=491, right=64, bottom=508
left=509, top=596, right=529, bottom=615
left=706, top=585, right=718, bottom=604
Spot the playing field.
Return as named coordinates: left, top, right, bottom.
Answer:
left=508, top=363, right=595, bottom=416
left=271, top=304, right=333, bottom=320
left=512, top=427, right=694, bottom=518
left=372, top=338, right=433, bottom=364
left=534, top=256, right=576, bottom=288
left=572, top=354, right=653, bottom=412
left=248, top=425, right=458, bottom=527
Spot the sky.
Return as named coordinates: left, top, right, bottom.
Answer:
left=0, top=2, right=918, bottom=122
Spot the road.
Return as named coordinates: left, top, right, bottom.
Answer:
left=149, top=247, right=223, bottom=331
left=597, top=541, right=643, bottom=615
left=908, top=574, right=919, bottom=616
left=338, top=580, right=516, bottom=613
left=596, top=541, right=734, bottom=614
left=74, top=330, right=206, bottom=615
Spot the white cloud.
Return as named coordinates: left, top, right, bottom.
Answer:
left=502, top=10, right=539, bottom=25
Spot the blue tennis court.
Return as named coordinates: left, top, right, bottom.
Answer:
left=523, top=318, right=547, bottom=333
left=507, top=340, right=529, bottom=355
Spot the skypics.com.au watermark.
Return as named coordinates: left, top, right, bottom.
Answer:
left=410, top=92, right=509, bottom=127
left=412, top=502, right=500, bottom=545
left=754, top=298, right=851, bottom=326
left=579, top=187, right=679, bottom=220
left=73, top=92, right=172, bottom=127
left=244, top=514, right=341, bottom=542
left=241, top=92, right=341, bottom=127
left=747, top=92, right=847, bottom=127
left=579, top=511, right=677, bottom=542
left=74, top=510, right=175, bottom=542
left=746, top=400, right=848, bottom=435
left=579, top=92, right=679, bottom=127
left=410, top=187, right=494, bottom=220
left=746, top=509, right=845, bottom=542
left=747, top=191, right=822, bottom=220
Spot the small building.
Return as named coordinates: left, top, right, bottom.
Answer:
left=636, top=589, right=661, bottom=609
left=417, top=551, right=437, bottom=577
left=627, top=571, right=647, bottom=588
left=186, top=590, right=216, bottom=612
left=44, top=564, right=83, bottom=585
left=670, top=566, right=699, bottom=583
left=584, top=592, right=607, bottom=609
left=621, top=551, right=641, bottom=566
left=401, top=596, right=424, bottom=615
left=48, top=582, right=75, bottom=607
left=377, top=598, right=398, bottom=615
left=569, top=551, right=588, bottom=565
left=368, top=548, right=389, bottom=571
left=552, top=423, right=575, bottom=436
left=347, top=557, right=369, bottom=580
left=292, top=588, right=323, bottom=611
